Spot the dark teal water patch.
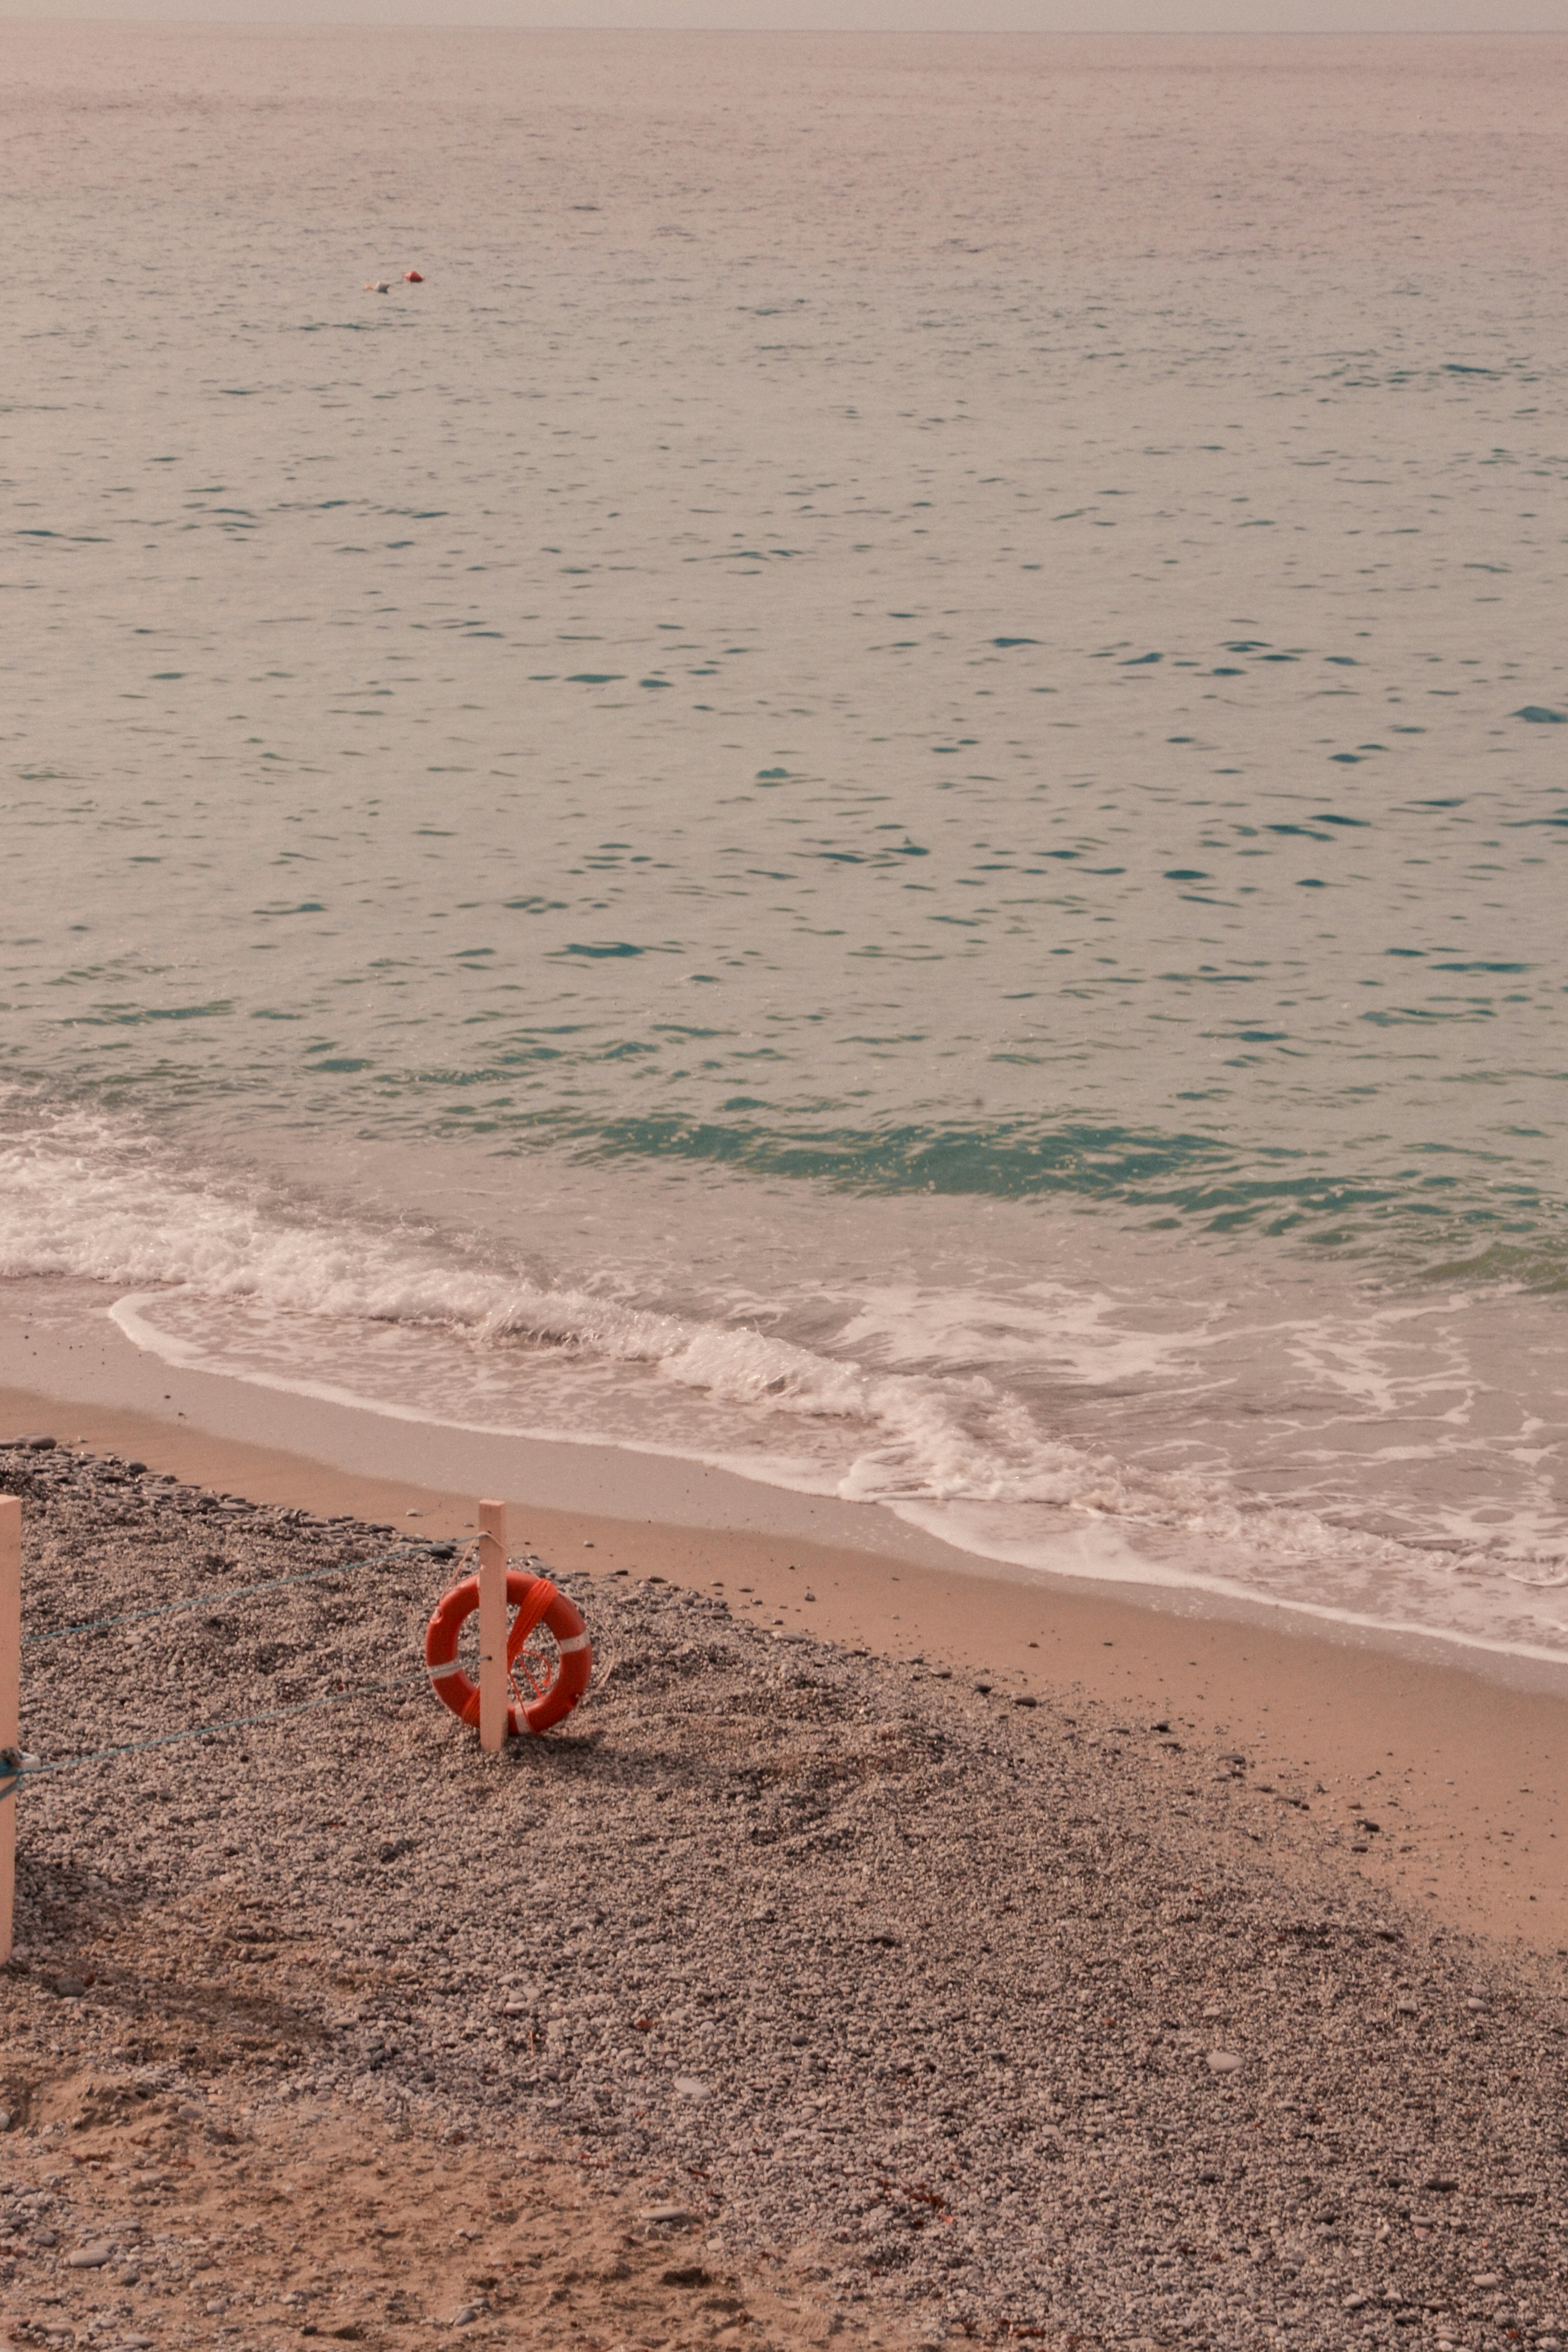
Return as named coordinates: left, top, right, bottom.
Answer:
left=505, top=1112, right=1564, bottom=1279
left=812, top=838, right=929, bottom=867
left=1424, top=1238, right=1568, bottom=1291
left=1362, top=1004, right=1497, bottom=1025
left=535, top=1112, right=1385, bottom=1220
left=332, top=1096, right=1547, bottom=1275
left=68, top=1001, right=234, bottom=1027
left=570, top=1113, right=1244, bottom=1202
left=1514, top=706, right=1565, bottom=724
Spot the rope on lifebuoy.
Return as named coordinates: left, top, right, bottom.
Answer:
left=424, top=1565, right=591, bottom=1738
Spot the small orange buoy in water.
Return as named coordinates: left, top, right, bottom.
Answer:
left=404, top=270, right=424, bottom=283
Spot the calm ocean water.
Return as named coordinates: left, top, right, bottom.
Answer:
left=4, top=28, right=1568, bottom=1654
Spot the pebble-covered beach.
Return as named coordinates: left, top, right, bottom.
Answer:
left=2, top=1435, right=1565, bottom=2352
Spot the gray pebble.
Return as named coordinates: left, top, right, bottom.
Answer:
left=9, top=1458, right=1568, bottom=2351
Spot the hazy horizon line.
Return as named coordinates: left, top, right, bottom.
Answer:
left=6, top=9, right=1561, bottom=31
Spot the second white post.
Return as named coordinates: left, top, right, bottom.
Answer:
left=477, top=1498, right=509, bottom=1754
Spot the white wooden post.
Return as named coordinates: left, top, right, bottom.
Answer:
left=0, top=1497, right=19, bottom=1965
left=477, top=1498, right=508, bottom=1754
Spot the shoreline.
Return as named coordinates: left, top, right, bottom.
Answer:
left=9, top=1276, right=1568, bottom=1682
left=1, top=1312, right=1564, bottom=1958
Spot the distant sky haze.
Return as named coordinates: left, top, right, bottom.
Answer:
left=4, top=1, right=1563, bottom=29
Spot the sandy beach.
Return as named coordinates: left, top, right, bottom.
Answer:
left=2, top=1381, right=1566, bottom=2350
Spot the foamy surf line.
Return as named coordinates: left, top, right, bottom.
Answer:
left=6, top=1099, right=1568, bottom=1667
left=105, top=1292, right=1568, bottom=1672
left=106, top=1288, right=840, bottom=1494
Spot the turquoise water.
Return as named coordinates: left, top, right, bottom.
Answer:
left=4, top=27, right=1568, bottom=1654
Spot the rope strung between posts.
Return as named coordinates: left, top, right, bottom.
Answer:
left=21, top=1541, right=473, bottom=1649
left=0, top=1669, right=431, bottom=1800
left=1, top=1534, right=503, bottom=1801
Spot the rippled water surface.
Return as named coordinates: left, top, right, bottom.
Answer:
left=4, top=28, right=1567, bottom=1652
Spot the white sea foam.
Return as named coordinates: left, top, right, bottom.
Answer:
left=4, top=1100, right=1567, bottom=1662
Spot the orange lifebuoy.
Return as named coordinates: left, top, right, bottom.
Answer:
left=425, top=1567, right=591, bottom=1738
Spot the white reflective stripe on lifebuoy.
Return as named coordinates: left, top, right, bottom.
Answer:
left=555, top=1632, right=591, bottom=1655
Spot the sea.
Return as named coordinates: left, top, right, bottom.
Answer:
left=4, top=26, right=1567, bottom=1662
